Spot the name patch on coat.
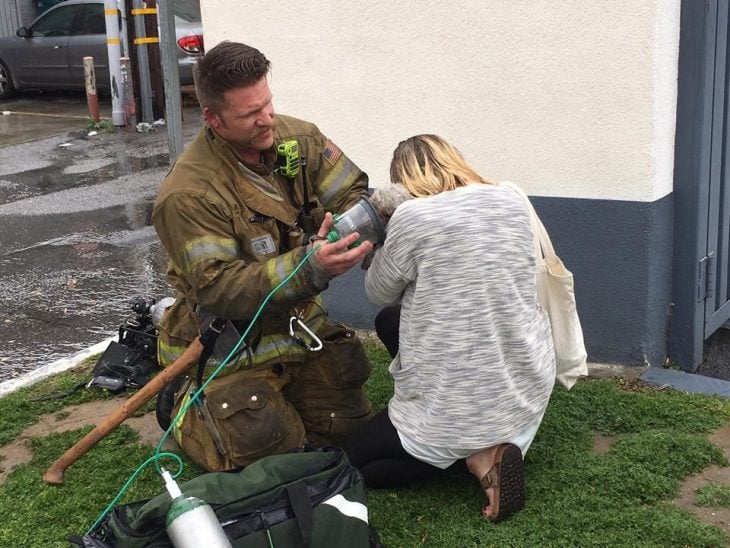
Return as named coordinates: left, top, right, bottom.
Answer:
left=251, top=234, right=276, bottom=256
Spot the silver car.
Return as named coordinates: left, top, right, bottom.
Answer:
left=0, top=0, right=203, bottom=100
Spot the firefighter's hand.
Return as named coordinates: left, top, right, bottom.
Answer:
left=312, top=212, right=374, bottom=276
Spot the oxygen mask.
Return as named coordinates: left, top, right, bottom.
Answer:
left=326, top=197, right=386, bottom=247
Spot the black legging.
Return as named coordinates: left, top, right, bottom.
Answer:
left=343, top=407, right=447, bottom=488
left=374, top=305, right=400, bottom=358
left=344, top=305, right=455, bottom=488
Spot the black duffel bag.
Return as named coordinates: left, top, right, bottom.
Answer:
left=71, top=446, right=383, bottom=548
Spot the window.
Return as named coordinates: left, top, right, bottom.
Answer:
left=75, top=4, right=106, bottom=35
left=173, top=0, right=201, bottom=23
left=31, top=5, right=83, bottom=37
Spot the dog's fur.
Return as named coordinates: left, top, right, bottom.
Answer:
left=369, top=183, right=413, bottom=227
left=361, top=184, right=413, bottom=269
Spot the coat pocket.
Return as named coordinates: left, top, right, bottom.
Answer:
left=176, top=371, right=304, bottom=470
left=307, top=324, right=372, bottom=388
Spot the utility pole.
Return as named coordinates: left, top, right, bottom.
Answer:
left=142, top=0, right=165, bottom=120
left=123, top=0, right=143, bottom=122
left=157, top=0, right=183, bottom=163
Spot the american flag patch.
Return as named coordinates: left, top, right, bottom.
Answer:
left=322, top=140, right=342, bottom=166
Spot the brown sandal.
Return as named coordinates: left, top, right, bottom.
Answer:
left=479, top=443, right=525, bottom=522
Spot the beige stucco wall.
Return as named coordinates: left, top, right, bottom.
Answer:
left=200, top=0, right=680, bottom=202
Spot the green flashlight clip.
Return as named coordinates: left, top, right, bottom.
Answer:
left=277, top=140, right=301, bottom=178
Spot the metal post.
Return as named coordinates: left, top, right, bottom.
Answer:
left=131, top=0, right=153, bottom=123
left=157, top=0, right=183, bottom=163
left=83, top=57, right=100, bottom=122
left=143, top=0, right=165, bottom=120
left=120, top=57, right=137, bottom=129
left=118, top=0, right=129, bottom=57
left=103, top=0, right=124, bottom=126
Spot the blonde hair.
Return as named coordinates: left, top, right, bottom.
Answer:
left=389, top=134, right=495, bottom=197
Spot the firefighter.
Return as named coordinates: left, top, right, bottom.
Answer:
left=152, top=41, right=374, bottom=472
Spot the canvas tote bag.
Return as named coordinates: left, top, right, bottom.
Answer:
left=501, top=182, right=588, bottom=389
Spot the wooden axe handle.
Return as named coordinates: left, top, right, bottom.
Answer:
left=43, top=338, right=203, bottom=486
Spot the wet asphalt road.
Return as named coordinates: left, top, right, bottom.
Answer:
left=0, top=92, right=378, bottom=382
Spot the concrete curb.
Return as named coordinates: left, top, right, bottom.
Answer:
left=587, top=362, right=647, bottom=380
left=0, top=336, right=116, bottom=399
left=641, top=366, right=730, bottom=398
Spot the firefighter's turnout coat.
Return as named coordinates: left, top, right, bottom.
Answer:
left=152, top=114, right=369, bottom=375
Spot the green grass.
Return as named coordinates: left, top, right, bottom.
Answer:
left=696, top=484, right=730, bottom=508
left=86, top=118, right=115, bottom=133
left=0, top=361, right=113, bottom=447
left=0, top=340, right=729, bottom=546
left=0, top=361, right=156, bottom=449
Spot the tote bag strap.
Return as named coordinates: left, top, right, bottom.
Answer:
left=499, top=181, right=557, bottom=263
left=531, top=207, right=558, bottom=263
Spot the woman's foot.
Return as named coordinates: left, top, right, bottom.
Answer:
left=466, top=444, right=525, bottom=522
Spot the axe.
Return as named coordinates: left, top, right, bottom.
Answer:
left=43, top=338, right=203, bottom=486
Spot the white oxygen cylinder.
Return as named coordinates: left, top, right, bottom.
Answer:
left=162, top=469, right=232, bottom=548
left=150, top=296, right=175, bottom=327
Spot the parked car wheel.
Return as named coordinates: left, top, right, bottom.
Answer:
left=0, top=60, right=14, bottom=100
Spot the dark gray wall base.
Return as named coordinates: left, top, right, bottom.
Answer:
left=532, top=193, right=673, bottom=367
left=322, top=267, right=381, bottom=332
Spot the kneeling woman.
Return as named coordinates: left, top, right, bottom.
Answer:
left=344, top=134, right=556, bottom=522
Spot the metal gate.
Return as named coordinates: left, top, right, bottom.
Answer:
left=703, top=0, right=730, bottom=337
left=671, top=0, right=730, bottom=371
left=0, top=2, right=23, bottom=38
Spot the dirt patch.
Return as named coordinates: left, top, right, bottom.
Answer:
left=673, top=425, right=730, bottom=534
left=592, top=426, right=730, bottom=535
left=0, top=397, right=174, bottom=485
left=592, top=433, right=619, bottom=455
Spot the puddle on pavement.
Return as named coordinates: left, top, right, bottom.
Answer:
left=0, top=114, right=86, bottom=147
left=0, top=153, right=168, bottom=206
left=0, top=202, right=172, bottom=381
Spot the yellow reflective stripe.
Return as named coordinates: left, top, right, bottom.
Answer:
left=267, top=254, right=300, bottom=298
left=106, top=38, right=120, bottom=45
left=248, top=314, right=326, bottom=360
left=134, top=37, right=159, bottom=44
left=202, top=334, right=303, bottom=373
left=104, top=8, right=117, bottom=15
left=177, top=236, right=238, bottom=273
left=253, top=336, right=304, bottom=361
left=131, top=7, right=157, bottom=14
left=159, top=298, right=326, bottom=371
left=277, top=255, right=299, bottom=297
left=158, top=340, right=186, bottom=366
left=202, top=350, right=247, bottom=375
left=202, top=315, right=325, bottom=375
left=319, top=157, right=360, bottom=205
left=172, top=389, right=192, bottom=445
